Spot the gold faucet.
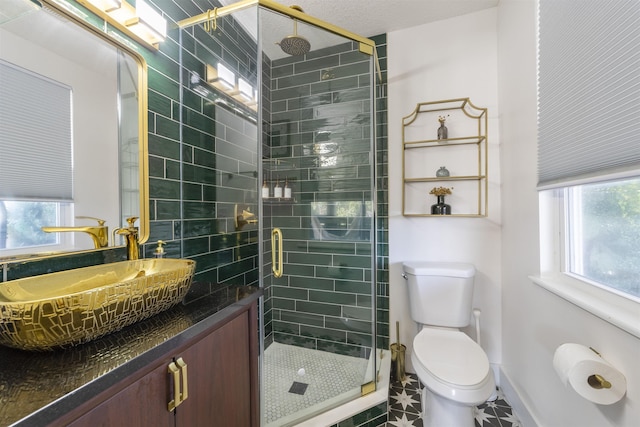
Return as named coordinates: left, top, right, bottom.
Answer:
left=234, top=204, right=257, bottom=230
left=42, top=216, right=109, bottom=249
left=115, top=217, right=140, bottom=260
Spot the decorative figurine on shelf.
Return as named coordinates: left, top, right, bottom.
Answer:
left=436, top=166, right=450, bottom=177
left=437, top=115, right=449, bottom=140
left=430, top=186, right=453, bottom=215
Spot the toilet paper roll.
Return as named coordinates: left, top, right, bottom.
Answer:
left=553, top=343, right=626, bottom=405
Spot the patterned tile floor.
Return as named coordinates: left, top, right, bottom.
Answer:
left=381, top=373, right=522, bottom=427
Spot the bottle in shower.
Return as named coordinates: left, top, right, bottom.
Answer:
left=284, top=178, right=291, bottom=199
left=273, top=178, right=283, bottom=198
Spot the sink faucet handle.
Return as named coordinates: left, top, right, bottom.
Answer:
left=125, top=216, right=139, bottom=228
left=120, top=217, right=140, bottom=260
left=76, top=216, right=107, bottom=226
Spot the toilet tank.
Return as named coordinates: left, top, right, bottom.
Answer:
left=402, top=261, right=476, bottom=328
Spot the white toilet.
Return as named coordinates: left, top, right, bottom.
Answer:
left=402, top=261, right=495, bottom=427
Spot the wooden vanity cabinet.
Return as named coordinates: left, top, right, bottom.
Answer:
left=57, top=300, right=259, bottom=427
left=175, top=311, right=254, bottom=426
left=65, top=362, right=174, bottom=427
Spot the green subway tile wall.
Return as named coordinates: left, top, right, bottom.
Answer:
left=372, top=33, right=389, bottom=352
left=263, top=34, right=389, bottom=358
left=153, top=0, right=261, bottom=297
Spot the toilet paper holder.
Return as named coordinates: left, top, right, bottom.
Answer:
left=587, top=347, right=612, bottom=389
left=588, top=374, right=612, bottom=390
left=553, top=343, right=626, bottom=405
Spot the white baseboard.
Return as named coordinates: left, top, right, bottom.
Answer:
left=499, top=366, right=541, bottom=427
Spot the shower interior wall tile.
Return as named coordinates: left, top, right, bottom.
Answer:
left=267, top=33, right=389, bottom=357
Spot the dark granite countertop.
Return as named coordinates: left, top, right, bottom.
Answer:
left=0, top=284, right=262, bottom=427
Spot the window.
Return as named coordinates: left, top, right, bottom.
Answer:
left=0, top=60, right=74, bottom=202
left=0, top=201, right=73, bottom=255
left=536, top=182, right=640, bottom=337
left=535, top=0, right=640, bottom=335
left=537, top=0, right=640, bottom=295
left=0, top=60, right=74, bottom=257
left=566, top=178, right=640, bottom=300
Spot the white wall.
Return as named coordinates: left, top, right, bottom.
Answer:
left=388, top=8, right=502, bottom=374
left=497, top=1, right=640, bottom=426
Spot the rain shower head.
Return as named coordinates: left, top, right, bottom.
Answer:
left=277, top=5, right=310, bottom=56
left=279, top=32, right=310, bottom=56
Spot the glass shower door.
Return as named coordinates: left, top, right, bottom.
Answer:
left=258, top=5, right=377, bottom=425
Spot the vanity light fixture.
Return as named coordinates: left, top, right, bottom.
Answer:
left=205, top=63, right=257, bottom=111
left=237, top=78, right=257, bottom=109
left=125, top=0, right=167, bottom=45
left=76, top=0, right=166, bottom=49
left=216, top=62, right=235, bottom=90
left=85, top=0, right=121, bottom=12
left=238, top=78, right=253, bottom=101
left=206, top=62, right=236, bottom=91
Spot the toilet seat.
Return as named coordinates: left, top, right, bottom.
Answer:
left=412, top=327, right=495, bottom=405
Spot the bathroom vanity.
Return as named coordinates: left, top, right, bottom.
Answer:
left=0, top=285, right=261, bottom=427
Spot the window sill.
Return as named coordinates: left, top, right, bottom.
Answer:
left=530, top=274, right=640, bottom=339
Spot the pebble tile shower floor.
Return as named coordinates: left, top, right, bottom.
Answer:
left=263, top=342, right=370, bottom=425
left=382, top=373, right=522, bottom=427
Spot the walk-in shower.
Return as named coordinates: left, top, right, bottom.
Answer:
left=178, top=1, right=380, bottom=424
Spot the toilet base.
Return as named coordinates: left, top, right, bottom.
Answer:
left=422, top=387, right=475, bottom=427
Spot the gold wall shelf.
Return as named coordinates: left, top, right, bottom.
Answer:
left=402, top=98, right=488, bottom=217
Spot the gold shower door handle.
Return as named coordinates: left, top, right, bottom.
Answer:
left=272, top=228, right=283, bottom=278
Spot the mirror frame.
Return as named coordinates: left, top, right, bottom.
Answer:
left=1, top=0, right=149, bottom=262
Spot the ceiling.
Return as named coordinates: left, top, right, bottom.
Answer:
left=2, top=0, right=501, bottom=70
left=264, top=0, right=500, bottom=38
left=217, top=0, right=500, bottom=61
left=1, top=5, right=117, bottom=73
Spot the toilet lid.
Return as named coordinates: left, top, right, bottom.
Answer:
left=413, top=328, right=489, bottom=387
left=402, top=261, right=475, bottom=278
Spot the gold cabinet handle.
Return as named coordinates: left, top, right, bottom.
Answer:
left=168, top=362, right=181, bottom=411
left=176, top=357, right=188, bottom=402
left=272, top=228, right=283, bottom=278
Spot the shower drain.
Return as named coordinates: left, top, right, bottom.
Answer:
left=288, top=381, right=309, bottom=395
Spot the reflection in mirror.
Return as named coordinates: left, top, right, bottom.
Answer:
left=0, top=0, right=148, bottom=259
left=311, top=201, right=372, bottom=241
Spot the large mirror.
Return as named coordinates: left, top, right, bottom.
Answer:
left=0, top=0, right=149, bottom=259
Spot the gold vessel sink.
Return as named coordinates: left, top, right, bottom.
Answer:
left=0, top=259, right=195, bottom=351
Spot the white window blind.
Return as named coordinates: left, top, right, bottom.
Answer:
left=537, top=0, right=640, bottom=188
left=0, top=59, right=73, bottom=201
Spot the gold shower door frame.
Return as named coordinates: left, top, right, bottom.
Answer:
left=177, top=0, right=381, bottom=81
